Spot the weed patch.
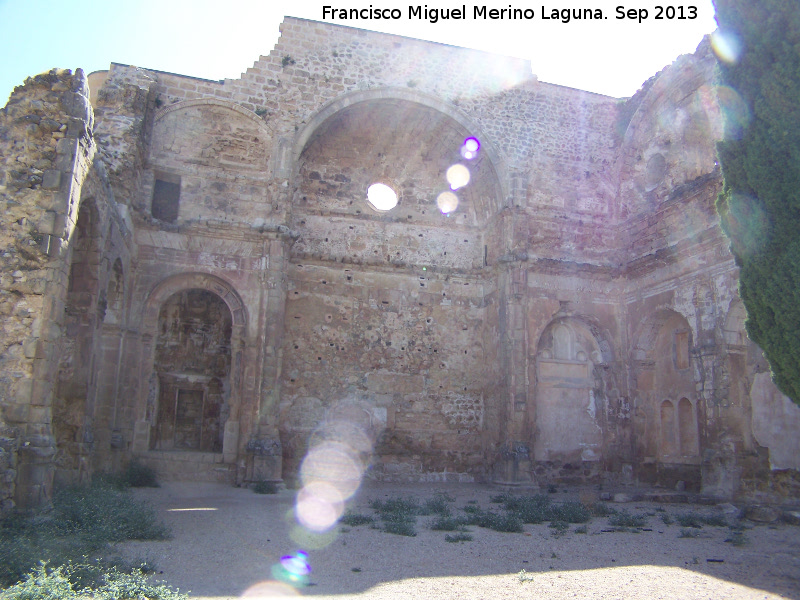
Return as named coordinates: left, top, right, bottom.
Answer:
left=679, top=528, right=701, bottom=538
left=0, top=480, right=170, bottom=588
left=444, top=532, right=473, bottom=543
left=608, top=510, right=647, bottom=528
left=339, top=511, right=374, bottom=527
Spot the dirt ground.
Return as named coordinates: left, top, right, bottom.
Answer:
left=119, top=482, right=800, bottom=600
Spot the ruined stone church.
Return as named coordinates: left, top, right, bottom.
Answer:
left=2, top=17, right=799, bottom=510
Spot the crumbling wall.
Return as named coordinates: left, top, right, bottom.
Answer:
left=0, top=69, right=97, bottom=507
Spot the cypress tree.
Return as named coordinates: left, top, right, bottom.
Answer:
left=714, top=0, right=800, bottom=404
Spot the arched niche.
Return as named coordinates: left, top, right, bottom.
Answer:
left=151, top=289, right=232, bottom=452
left=134, top=273, right=247, bottom=460
left=632, top=309, right=699, bottom=463
left=723, top=299, right=748, bottom=349
left=533, top=318, right=606, bottom=463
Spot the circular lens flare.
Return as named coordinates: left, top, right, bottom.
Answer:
left=446, top=164, right=470, bottom=190
left=367, top=183, right=398, bottom=211
left=437, top=192, right=459, bottom=214
left=296, top=481, right=344, bottom=532
left=461, top=137, right=480, bottom=160
left=300, top=441, right=363, bottom=500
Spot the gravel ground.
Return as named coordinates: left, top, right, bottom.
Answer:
left=119, top=482, right=800, bottom=600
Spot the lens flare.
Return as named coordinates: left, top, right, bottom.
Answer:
left=241, top=581, right=300, bottom=598
left=446, top=164, right=470, bottom=190
left=715, top=85, right=751, bottom=140
left=296, top=480, right=344, bottom=532
left=300, top=441, right=362, bottom=500
left=269, top=551, right=311, bottom=589
left=437, top=191, right=459, bottom=214
left=460, top=137, right=480, bottom=160
left=711, top=30, right=742, bottom=65
left=367, top=183, right=398, bottom=211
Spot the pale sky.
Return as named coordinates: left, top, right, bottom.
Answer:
left=1, top=0, right=717, bottom=105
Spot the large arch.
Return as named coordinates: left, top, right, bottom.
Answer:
left=292, top=87, right=508, bottom=224
left=133, top=273, right=247, bottom=462
left=52, top=198, right=103, bottom=486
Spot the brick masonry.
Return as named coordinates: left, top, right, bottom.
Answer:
left=1, top=18, right=798, bottom=509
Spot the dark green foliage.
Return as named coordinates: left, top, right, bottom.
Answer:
left=444, top=532, right=473, bottom=543
left=0, top=563, right=186, bottom=600
left=420, top=493, right=454, bottom=516
left=428, top=515, right=468, bottom=532
left=549, top=520, right=569, bottom=537
left=549, top=501, right=592, bottom=524
left=52, top=483, right=170, bottom=543
left=339, top=511, right=374, bottom=527
left=675, top=512, right=728, bottom=528
left=123, top=462, right=159, bottom=488
left=483, top=512, right=524, bottom=533
left=381, top=516, right=417, bottom=537
left=497, top=494, right=552, bottom=524
left=490, top=494, right=591, bottom=524
left=0, top=480, right=170, bottom=588
left=608, top=510, right=647, bottom=528
left=369, top=497, right=419, bottom=536
left=714, top=0, right=800, bottom=404
left=592, top=502, right=615, bottom=517
left=252, top=481, right=278, bottom=495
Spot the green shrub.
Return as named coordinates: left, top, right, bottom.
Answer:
left=420, top=493, right=453, bottom=516
left=725, top=531, right=748, bottom=547
left=493, top=494, right=551, bottom=524
left=369, top=496, right=420, bottom=536
left=428, top=516, right=467, bottom=532
left=252, top=481, right=278, bottom=495
left=675, top=512, right=726, bottom=528
left=444, top=532, right=473, bottom=543
left=608, top=510, right=647, bottom=528
left=679, top=528, right=700, bottom=538
left=124, top=462, right=159, bottom=488
left=339, top=511, right=374, bottom=527
left=549, top=501, right=591, bottom=524
left=592, top=502, right=615, bottom=517
left=0, top=563, right=186, bottom=600
left=549, top=520, right=569, bottom=537
left=381, top=518, right=417, bottom=537
left=0, top=481, right=170, bottom=588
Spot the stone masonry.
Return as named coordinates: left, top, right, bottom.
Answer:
left=1, top=18, right=799, bottom=510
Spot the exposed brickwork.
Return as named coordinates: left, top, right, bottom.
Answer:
left=1, top=20, right=798, bottom=508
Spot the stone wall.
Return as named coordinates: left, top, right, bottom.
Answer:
left=2, top=19, right=799, bottom=507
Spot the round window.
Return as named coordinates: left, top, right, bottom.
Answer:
left=366, top=183, right=398, bottom=211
